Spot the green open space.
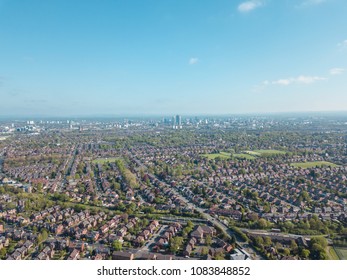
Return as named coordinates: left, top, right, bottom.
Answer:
left=201, top=149, right=285, bottom=160
left=244, top=151, right=262, bottom=156
left=245, top=149, right=287, bottom=157
left=334, top=247, right=347, bottom=260
left=255, top=149, right=287, bottom=155
left=291, top=161, right=339, bottom=168
left=327, top=246, right=340, bottom=260
left=233, top=153, right=256, bottom=160
left=92, top=157, right=119, bottom=164
left=201, top=152, right=231, bottom=160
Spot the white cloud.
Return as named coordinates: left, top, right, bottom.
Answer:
left=330, top=68, right=345, bottom=75
left=238, top=1, right=264, bottom=13
left=296, top=75, right=326, bottom=84
left=337, top=39, right=347, bottom=48
left=189, top=57, right=199, bottom=65
left=272, top=79, right=292, bottom=86
left=263, top=75, right=327, bottom=86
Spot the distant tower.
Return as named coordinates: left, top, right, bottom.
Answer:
left=172, top=116, right=176, bottom=129
left=173, top=115, right=182, bottom=129
left=176, top=115, right=182, bottom=128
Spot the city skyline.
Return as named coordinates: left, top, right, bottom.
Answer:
left=1, top=0, right=347, bottom=116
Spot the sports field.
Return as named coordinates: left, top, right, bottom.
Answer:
left=291, top=161, right=339, bottom=168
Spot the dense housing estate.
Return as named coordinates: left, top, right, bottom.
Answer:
left=1, top=115, right=347, bottom=260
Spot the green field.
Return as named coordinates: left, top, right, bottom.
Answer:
left=244, top=151, right=262, bottom=156
left=202, top=152, right=256, bottom=160
left=92, top=157, right=119, bottom=164
left=327, top=247, right=340, bottom=260
left=334, top=247, right=347, bottom=260
left=291, top=161, right=339, bottom=168
left=244, top=149, right=287, bottom=157
left=233, top=153, right=256, bottom=160
left=201, top=152, right=231, bottom=160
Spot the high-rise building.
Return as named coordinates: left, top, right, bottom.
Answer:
left=176, top=115, right=181, bottom=126
left=173, top=115, right=182, bottom=129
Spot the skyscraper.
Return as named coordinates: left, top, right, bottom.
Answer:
left=176, top=115, right=181, bottom=127
left=173, top=115, right=182, bottom=129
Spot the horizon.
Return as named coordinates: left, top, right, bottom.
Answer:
left=1, top=0, right=347, bottom=116
left=1, top=110, right=347, bottom=121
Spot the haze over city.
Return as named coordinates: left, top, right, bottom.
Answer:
left=1, top=0, right=347, bottom=117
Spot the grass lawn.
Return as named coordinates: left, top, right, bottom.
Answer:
left=291, top=161, right=339, bottom=168
left=244, top=149, right=287, bottom=157
left=327, top=246, right=340, bottom=260
left=244, top=151, right=262, bottom=156
left=233, top=153, right=256, bottom=160
left=334, top=247, right=347, bottom=260
left=92, top=157, right=119, bottom=164
left=201, top=152, right=231, bottom=160
left=254, top=149, right=287, bottom=155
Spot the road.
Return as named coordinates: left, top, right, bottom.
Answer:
left=56, top=145, right=78, bottom=192
left=167, top=187, right=261, bottom=259
left=138, top=225, right=167, bottom=252
left=130, top=155, right=263, bottom=260
left=0, top=157, right=4, bottom=177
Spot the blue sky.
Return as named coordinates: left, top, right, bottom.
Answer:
left=0, top=0, right=347, bottom=116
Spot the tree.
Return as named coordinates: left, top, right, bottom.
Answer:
left=257, top=218, right=268, bottom=229
left=201, top=247, right=209, bottom=256
left=310, top=243, right=325, bottom=260
left=74, top=204, right=86, bottom=212
left=169, top=237, right=183, bottom=254
left=253, top=236, right=264, bottom=248
left=205, top=235, right=212, bottom=246
left=37, top=229, right=49, bottom=244
left=187, top=220, right=194, bottom=229
left=215, top=252, right=225, bottom=260
left=282, top=248, right=290, bottom=256
left=126, top=202, right=137, bottom=214
left=248, top=212, right=259, bottom=222
left=112, top=240, right=122, bottom=251
left=230, top=234, right=236, bottom=245
left=284, top=221, right=295, bottom=231
left=301, top=249, right=310, bottom=259
left=263, top=236, right=272, bottom=247
left=310, top=237, right=328, bottom=249
left=290, top=240, right=298, bottom=254
left=0, top=247, right=7, bottom=259
left=37, top=182, right=43, bottom=193
left=41, top=229, right=48, bottom=241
